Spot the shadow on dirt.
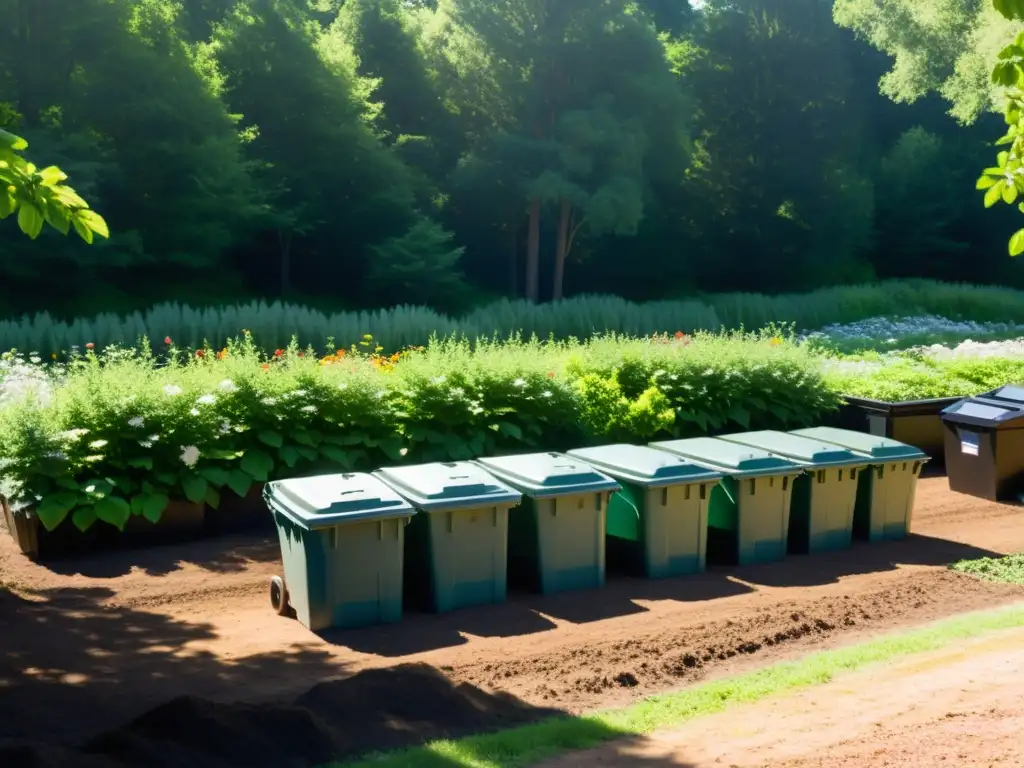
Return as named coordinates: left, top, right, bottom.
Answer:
left=735, top=535, right=1005, bottom=589
left=37, top=533, right=282, bottom=579
left=0, top=586, right=586, bottom=768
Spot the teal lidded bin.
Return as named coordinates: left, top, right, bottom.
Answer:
left=650, top=437, right=803, bottom=565
left=373, top=461, right=521, bottom=613
left=474, top=453, right=620, bottom=594
left=566, top=444, right=723, bottom=579
left=263, top=472, right=415, bottom=631
left=720, top=431, right=871, bottom=554
left=792, top=426, right=928, bottom=541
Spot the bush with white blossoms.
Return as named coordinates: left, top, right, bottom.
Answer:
left=0, top=329, right=843, bottom=534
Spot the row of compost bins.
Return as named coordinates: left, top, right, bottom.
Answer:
left=263, top=428, right=928, bottom=632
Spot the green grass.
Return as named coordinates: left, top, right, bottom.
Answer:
left=952, top=554, right=1024, bottom=585
left=331, top=602, right=1024, bottom=768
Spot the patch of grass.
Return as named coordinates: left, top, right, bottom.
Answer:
left=952, top=553, right=1024, bottom=585
left=333, top=603, right=1024, bottom=768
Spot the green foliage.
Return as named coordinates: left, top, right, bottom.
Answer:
left=823, top=354, right=1024, bottom=401
left=952, top=553, right=1024, bottom=584
left=0, top=330, right=837, bottom=533
left=4, top=279, right=1024, bottom=356
left=0, top=129, right=108, bottom=243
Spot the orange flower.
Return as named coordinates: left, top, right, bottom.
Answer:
left=196, top=349, right=205, bottom=358
left=675, top=331, right=685, bottom=339
left=260, top=363, right=270, bottom=371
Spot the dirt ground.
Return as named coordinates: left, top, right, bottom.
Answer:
left=539, top=626, right=1024, bottom=768
left=2, top=476, right=1023, bottom=767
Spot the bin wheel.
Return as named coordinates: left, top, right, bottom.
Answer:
left=269, top=575, right=290, bottom=616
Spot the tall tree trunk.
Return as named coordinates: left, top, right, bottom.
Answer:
left=552, top=198, right=571, bottom=301
left=508, top=218, right=520, bottom=297
left=278, top=228, right=292, bottom=298
left=525, top=198, right=541, bottom=303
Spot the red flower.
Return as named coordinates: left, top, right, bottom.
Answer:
left=274, top=349, right=284, bottom=358
left=85, top=342, right=95, bottom=350
left=195, top=349, right=205, bottom=358
left=547, top=371, right=555, bottom=378
left=164, top=337, right=172, bottom=345
left=297, top=351, right=304, bottom=358
left=675, top=331, right=685, bottom=339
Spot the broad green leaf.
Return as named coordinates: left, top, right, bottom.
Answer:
left=200, top=466, right=230, bottom=486
left=72, top=216, right=94, bottom=244
left=38, top=166, right=67, bottom=186
left=279, top=445, right=300, bottom=468
left=727, top=405, right=751, bottom=429
left=72, top=506, right=97, bottom=532
left=182, top=475, right=209, bottom=504
left=240, top=448, right=274, bottom=482
left=1010, top=229, right=1024, bottom=256
left=258, top=430, right=284, bottom=448
left=226, top=469, right=253, bottom=499
left=126, top=457, right=154, bottom=469
left=82, top=479, right=113, bottom=499
left=495, top=421, right=523, bottom=440
left=17, top=202, right=43, bottom=239
left=35, top=493, right=79, bottom=531
left=1004, top=183, right=1019, bottom=204
left=320, top=445, right=354, bottom=467
left=94, top=496, right=131, bottom=531
left=0, top=129, right=27, bottom=150
left=985, top=181, right=1006, bottom=208
left=77, top=208, right=109, bottom=238
left=205, top=486, right=221, bottom=510
left=976, top=175, right=998, bottom=190
left=377, top=436, right=406, bottom=462
left=140, top=493, right=170, bottom=523
left=0, top=190, right=14, bottom=219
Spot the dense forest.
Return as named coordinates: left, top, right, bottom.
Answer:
left=1, top=0, right=1022, bottom=317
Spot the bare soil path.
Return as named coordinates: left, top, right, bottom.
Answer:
left=1, top=477, right=1023, bottom=766
left=538, top=626, right=1024, bottom=768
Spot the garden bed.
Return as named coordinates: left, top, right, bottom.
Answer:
left=3, top=326, right=1024, bottom=555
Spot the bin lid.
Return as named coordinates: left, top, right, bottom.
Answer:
left=941, top=396, right=1024, bottom=428
left=264, top=473, right=414, bottom=531
left=985, top=384, right=1024, bottom=404
left=372, top=461, right=521, bottom=512
left=475, top=452, right=621, bottom=498
left=791, top=427, right=928, bottom=462
left=566, top=444, right=722, bottom=488
left=649, top=437, right=802, bottom=478
left=719, top=430, right=869, bottom=469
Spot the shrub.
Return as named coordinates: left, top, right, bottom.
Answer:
left=0, top=330, right=838, bottom=534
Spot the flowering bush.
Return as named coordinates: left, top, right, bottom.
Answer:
left=9, top=326, right=995, bottom=537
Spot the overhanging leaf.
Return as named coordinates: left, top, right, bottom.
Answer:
left=182, top=475, right=209, bottom=504
left=94, top=496, right=131, bottom=531
left=240, top=448, right=274, bottom=482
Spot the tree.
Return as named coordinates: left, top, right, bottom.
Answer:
left=0, top=129, right=108, bottom=243
left=977, top=1, right=1024, bottom=256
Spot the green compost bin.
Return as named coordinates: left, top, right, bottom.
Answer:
left=566, top=444, right=723, bottom=579
left=474, top=453, right=621, bottom=594
left=792, top=427, right=928, bottom=541
left=263, top=472, right=415, bottom=632
left=649, top=437, right=803, bottom=565
left=720, top=431, right=871, bottom=555
left=373, top=461, right=521, bottom=613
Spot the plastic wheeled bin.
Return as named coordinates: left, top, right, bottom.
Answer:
left=649, top=437, right=804, bottom=565
left=566, top=444, right=723, bottom=579
left=940, top=385, right=1024, bottom=501
left=474, top=452, right=620, bottom=594
left=792, top=427, right=928, bottom=542
left=263, top=472, right=415, bottom=632
left=373, top=461, right=521, bottom=612
left=720, top=431, right=870, bottom=554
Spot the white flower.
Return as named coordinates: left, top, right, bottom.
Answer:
left=163, top=384, right=183, bottom=397
left=85, top=484, right=96, bottom=494
left=197, top=394, right=217, bottom=406
left=292, top=389, right=308, bottom=398
left=148, top=434, right=160, bottom=443
left=218, top=379, right=238, bottom=393
left=219, top=421, right=232, bottom=434
left=431, top=375, right=446, bottom=385
left=542, top=390, right=553, bottom=398
left=59, top=429, right=89, bottom=442
left=180, top=445, right=200, bottom=468
left=29, top=356, right=41, bottom=364
left=300, top=405, right=317, bottom=414
left=128, top=416, right=145, bottom=429
left=189, top=408, right=201, bottom=417
left=513, top=378, right=527, bottom=388
left=261, top=396, right=278, bottom=406
left=89, top=439, right=108, bottom=450
left=139, top=440, right=153, bottom=449
left=45, top=451, right=69, bottom=462
left=399, top=448, right=409, bottom=457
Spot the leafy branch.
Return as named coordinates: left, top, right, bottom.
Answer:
left=0, top=129, right=109, bottom=244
